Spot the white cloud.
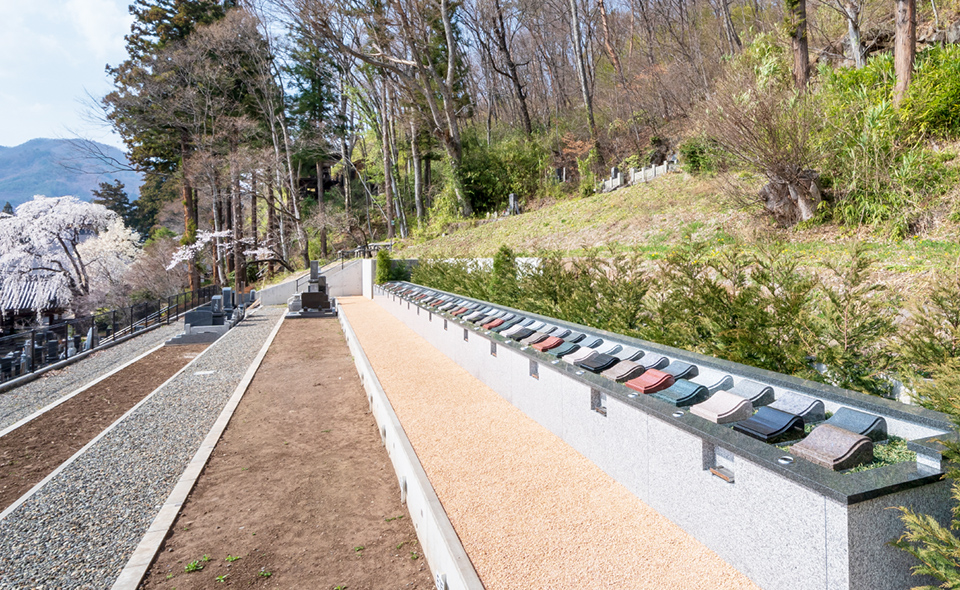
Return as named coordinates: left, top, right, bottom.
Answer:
left=66, top=0, right=133, bottom=60
left=0, top=0, right=132, bottom=148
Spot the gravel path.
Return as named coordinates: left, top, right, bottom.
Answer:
left=0, top=323, right=184, bottom=432
left=340, top=297, right=759, bottom=589
left=0, top=306, right=284, bottom=589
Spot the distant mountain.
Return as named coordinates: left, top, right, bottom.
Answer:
left=0, top=138, right=143, bottom=209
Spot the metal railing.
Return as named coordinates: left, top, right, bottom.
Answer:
left=0, top=286, right=217, bottom=385
left=336, top=241, right=392, bottom=263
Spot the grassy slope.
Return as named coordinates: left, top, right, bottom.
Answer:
left=398, top=172, right=960, bottom=295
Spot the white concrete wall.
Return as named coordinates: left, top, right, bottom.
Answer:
left=361, top=259, right=376, bottom=299
left=338, top=303, right=483, bottom=590
left=324, top=259, right=362, bottom=298
left=373, top=286, right=949, bottom=590
left=257, top=272, right=308, bottom=306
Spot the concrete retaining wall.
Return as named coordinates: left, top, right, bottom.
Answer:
left=325, top=259, right=362, bottom=298
left=257, top=272, right=309, bottom=306
left=338, top=303, right=483, bottom=590
left=375, top=285, right=952, bottom=590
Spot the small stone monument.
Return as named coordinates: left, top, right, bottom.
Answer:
left=287, top=263, right=336, bottom=318
left=185, top=309, right=214, bottom=328
left=507, top=193, right=520, bottom=216
left=210, top=295, right=225, bottom=326
left=222, top=287, right=234, bottom=315
left=287, top=293, right=303, bottom=313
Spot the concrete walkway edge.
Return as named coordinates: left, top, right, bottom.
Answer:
left=338, top=303, right=485, bottom=590
left=0, top=343, right=166, bottom=440
left=0, top=322, right=167, bottom=396
left=111, top=308, right=286, bottom=590
left=0, top=330, right=229, bottom=525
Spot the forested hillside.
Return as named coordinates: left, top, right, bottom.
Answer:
left=0, top=139, right=142, bottom=208
left=20, top=0, right=959, bottom=577
left=93, top=0, right=960, bottom=300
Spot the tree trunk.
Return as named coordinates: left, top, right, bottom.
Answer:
left=844, top=1, right=864, bottom=67
left=231, top=159, right=244, bottom=294
left=250, top=170, right=258, bottom=250
left=598, top=0, right=631, bottom=86
left=410, top=119, right=424, bottom=229
left=339, top=70, right=352, bottom=214
left=317, top=161, right=328, bottom=258
left=341, top=136, right=352, bottom=213
left=180, top=143, right=199, bottom=292
left=569, top=0, right=598, bottom=141
left=424, top=157, right=432, bottom=209
left=267, top=172, right=277, bottom=276
left=212, top=176, right=226, bottom=287
left=719, top=0, right=742, bottom=55
left=382, top=76, right=395, bottom=239
left=788, top=0, right=810, bottom=88
left=389, top=116, right=408, bottom=238
left=894, top=0, right=916, bottom=106
left=492, top=0, right=533, bottom=135
left=181, top=180, right=199, bottom=292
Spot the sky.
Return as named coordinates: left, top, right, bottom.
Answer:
left=0, top=0, right=133, bottom=149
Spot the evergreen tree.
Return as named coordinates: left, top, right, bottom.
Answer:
left=1, top=202, right=12, bottom=215
left=134, top=173, right=178, bottom=235
left=103, top=0, right=230, bottom=290
left=287, top=26, right=339, bottom=257
left=91, top=179, right=133, bottom=224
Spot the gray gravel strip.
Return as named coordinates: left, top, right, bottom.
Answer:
left=0, top=323, right=184, bottom=431
left=0, top=306, right=284, bottom=589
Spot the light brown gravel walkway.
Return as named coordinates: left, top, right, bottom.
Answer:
left=340, top=296, right=760, bottom=590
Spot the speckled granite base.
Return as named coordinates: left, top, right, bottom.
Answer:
left=0, top=307, right=283, bottom=589
left=375, top=285, right=954, bottom=590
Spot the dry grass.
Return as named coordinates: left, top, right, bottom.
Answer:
left=396, top=171, right=960, bottom=299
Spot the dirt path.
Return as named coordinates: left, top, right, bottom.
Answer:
left=139, top=317, right=432, bottom=589
left=339, top=296, right=759, bottom=589
left=0, top=344, right=207, bottom=511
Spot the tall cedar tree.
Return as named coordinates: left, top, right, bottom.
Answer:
left=103, top=0, right=229, bottom=290
left=287, top=27, right=339, bottom=257
left=91, top=179, right=135, bottom=226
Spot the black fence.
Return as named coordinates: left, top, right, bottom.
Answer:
left=0, top=286, right=218, bottom=385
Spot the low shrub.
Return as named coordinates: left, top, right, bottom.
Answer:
left=375, top=249, right=392, bottom=284
left=678, top=136, right=723, bottom=175
left=411, top=239, right=960, bottom=398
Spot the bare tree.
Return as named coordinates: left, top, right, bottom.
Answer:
left=893, top=0, right=916, bottom=106
left=465, top=0, right=534, bottom=135
left=786, top=0, right=810, bottom=88
left=285, top=0, right=476, bottom=216
left=569, top=0, right=598, bottom=141
left=709, top=67, right=824, bottom=225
